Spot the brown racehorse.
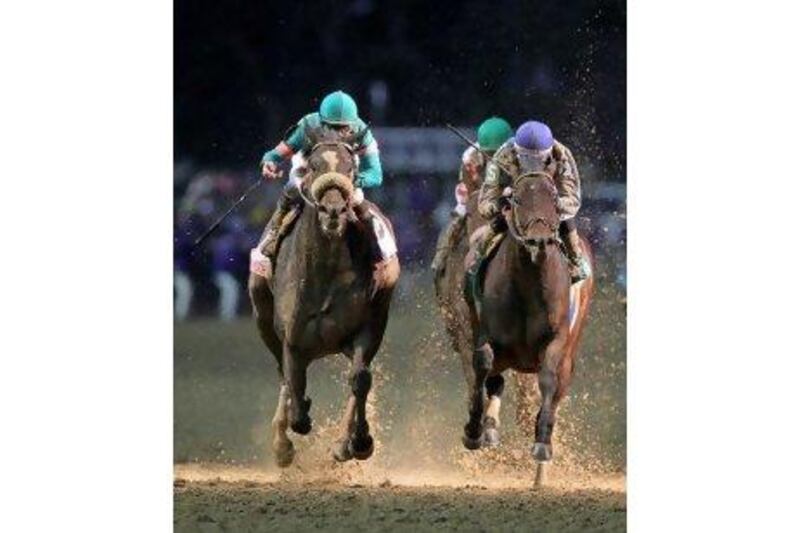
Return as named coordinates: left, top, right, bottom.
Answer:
left=434, top=189, right=539, bottom=438
left=434, top=188, right=485, bottom=391
left=248, top=131, right=400, bottom=468
left=461, top=171, right=594, bottom=486
left=435, top=191, right=540, bottom=444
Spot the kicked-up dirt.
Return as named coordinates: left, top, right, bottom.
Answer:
left=174, top=464, right=625, bottom=532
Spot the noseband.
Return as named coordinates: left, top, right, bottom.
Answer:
left=505, top=172, right=560, bottom=251
left=298, top=141, right=356, bottom=209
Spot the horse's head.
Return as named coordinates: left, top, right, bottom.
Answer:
left=305, top=131, right=357, bottom=239
left=506, top=172, right=560, bottom=259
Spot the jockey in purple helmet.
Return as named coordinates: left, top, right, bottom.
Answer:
left=475, top=120, right=591, bottom=283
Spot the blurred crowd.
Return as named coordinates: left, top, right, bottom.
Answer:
left=174, top=163, right=625, bottom=322
left=175, top=0, right=626, bottom=320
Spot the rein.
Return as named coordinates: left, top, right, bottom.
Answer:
left=297, top=183, right=318, bottom=208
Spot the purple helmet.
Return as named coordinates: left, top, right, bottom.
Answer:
left=514, top=121, right=554, bottom=152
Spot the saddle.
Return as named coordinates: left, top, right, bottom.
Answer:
left=464, top=228, right=573, bottom=313
left=464, top=230, right=506, bottom=313
left=274, top=203, right=303, bottom=251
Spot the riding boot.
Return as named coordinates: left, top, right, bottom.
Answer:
left=430, top=212, right=466, bottom=274
left=562, top=226, right=591, bottom=283
left=258, top=189, right=295, bottom=276
left=466, top=217, right=501, bottom=278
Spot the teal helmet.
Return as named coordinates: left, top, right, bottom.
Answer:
left=319, top=90, right=359, bottom=126
left=477, top=117, right=513, bottom=152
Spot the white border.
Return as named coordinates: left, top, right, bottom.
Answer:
left=1, top=1, right=172, bottom=531
left=629, top=1, right=800, bottom=530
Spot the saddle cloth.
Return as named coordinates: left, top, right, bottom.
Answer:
left=368, top=207, right=398, bottom=260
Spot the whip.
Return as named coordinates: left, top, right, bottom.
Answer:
left=192, top=178, right=265, bottom=248
left=444, top=123, right=517, bottom=177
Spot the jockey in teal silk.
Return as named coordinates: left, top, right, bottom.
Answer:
left=256, top=90, right=385, bottom=273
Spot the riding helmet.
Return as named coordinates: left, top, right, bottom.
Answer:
left=319, top=90, right=359, bottom=126
left=477, top=117, right=513, bottom=152
left=514, top=121, right=554, bottom=152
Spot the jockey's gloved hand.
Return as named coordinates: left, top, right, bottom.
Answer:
left=261, top=161, right=283, bottom=180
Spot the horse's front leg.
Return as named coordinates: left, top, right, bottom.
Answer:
left=532, top=336, right=568, bottom=486
left=331, top=395, right=357, bottom=462
left=283, top=343, right=312, bottom=435
left=463, top=341, right=493, bottom=450
left=482, top=374, right=504, bottom=447
left=348, top=341, right=376, bottom=460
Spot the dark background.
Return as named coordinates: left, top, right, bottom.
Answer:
left=175, top=0, right=625, bottom=178
left=173, top=0, right=626, bottom=479
left=173, top=0, right=626, bottom=318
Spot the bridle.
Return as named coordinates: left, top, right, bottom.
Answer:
left=505, top=172, right=560, bottom=251
left=298, top=140, right=357, bottom=209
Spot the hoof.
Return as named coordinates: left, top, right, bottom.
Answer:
left=274, top=441, right=295, bottom=468
left=331, top=439, right=353, bottom=462
left=531, top=442, right=553, bottom=463
left=349, top=436, right=374, bottom=461
left=462, top=434, right=482, bottom=450
left=290, top=416, right=312, bottom=435
left=482, top=427, right=501, bottom=447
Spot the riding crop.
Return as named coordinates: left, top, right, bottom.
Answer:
left=444, top=123, right=517, bottom=177
left=192, top=178, right=264, bottom=248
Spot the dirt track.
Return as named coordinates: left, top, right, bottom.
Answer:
left=174, top=282, right=626, bottom=531
left=174, top=464, right=625, bottom=532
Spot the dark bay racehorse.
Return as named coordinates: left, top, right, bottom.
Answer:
left=434, top=188, right=484, bottom=392
left=461, top=171, right=594, bottom=486
left=248, top=132, right=400, bottom=467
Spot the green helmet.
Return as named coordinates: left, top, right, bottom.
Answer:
left=319, top=90, right=359, bottom=126
left=477, top=117, right=513, bottom=152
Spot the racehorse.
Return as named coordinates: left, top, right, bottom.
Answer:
left=461, top=171, right=594, bottom=486
left=248, top=131, right=400, bottom=467
left=434, top=187, right=484, bottom=392
left=434, top=188, right=540, bottom=445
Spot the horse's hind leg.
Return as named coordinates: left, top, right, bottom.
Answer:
left=271, top=383, right=295, bottom=467
left=482, top=374, right=504, bottom=447
left=463, top=342, right=493, bottom=450
left=248, top=274, right=294, bottom=466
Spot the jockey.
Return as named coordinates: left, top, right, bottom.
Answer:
left=430, top=117, right=513, bottom=274
left=258, top=90, right=384, bottom=271
left=476, top=120, right=591, bottom=283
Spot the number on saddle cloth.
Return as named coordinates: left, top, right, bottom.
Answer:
left=368, top=208, right=397, bottom=260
